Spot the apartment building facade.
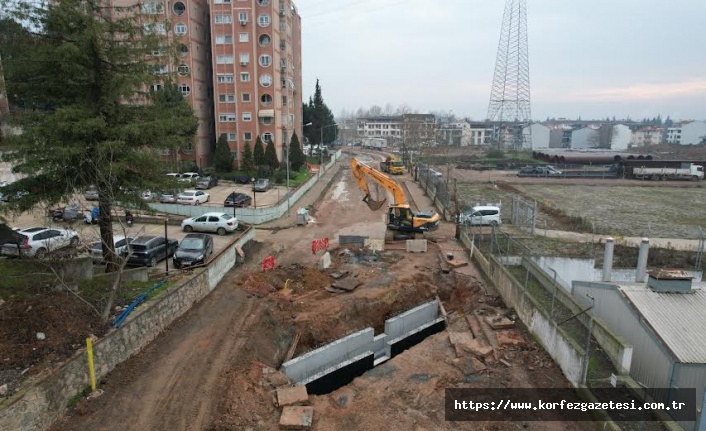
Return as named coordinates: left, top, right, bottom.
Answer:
left=210, top=0, right=302, bottom=168
left=667, top=121, right=706, bottom=145
left=356, top=114, right=437, bottom=146
left=137, top=0, right=215, bottom=168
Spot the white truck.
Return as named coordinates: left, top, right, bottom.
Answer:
left=632, top=163, right=704, bottom=181
left=362, top=138, right=387, bottom=150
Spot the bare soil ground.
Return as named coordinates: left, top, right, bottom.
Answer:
left=34, top=161, right=600, bottom=431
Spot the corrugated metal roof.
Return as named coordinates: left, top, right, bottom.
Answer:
left=618, top=283, right=706, bottom=364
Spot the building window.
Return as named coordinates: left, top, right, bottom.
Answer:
left=227, top=133, right=237, bottom=141
left=259, top=74, right=272, bottom=87
left=174, top=23, right=187, bottom=35
left=141, top=1, right=163, bottom=14
left=239, top=33, right=249, bottom=42
left=258, top=34, right=271, bottom=47
left=242, top=112, right=252, bottom=122
left=215, top=14, right=232, bottom=24
left=240, top=72, right=250, bottom=82
left=178, top=43, right=188, bottom=56
left=259, top=54, right=271, bottom=67
left=239, top=53, right=249, bottom=64
left=219, top=113, right=236, bottom=122
left=261, top=116, right=273, bottom=125
left=258, top=14, right=271, bottom=27
left=173, top=1, right=185, bottom=15
left=143, top=22, right=166, bottom=35
left=214, top=0, right=232, bottom=3
left=217, top=73, right=234, bottom=83
left=177, top=64, right=190, bottom=76
left=153, top=64, right=168, bottom=75
left=151, top=45, right=167, bottom=56
left=217, top=55, right=234, bottom=64
left=219, top=94, right=235, bottom=102
left=262, top=132, right=273, bottom=143
left=281, top=95, right=287, bottom=106
left=260, top=93, right=272, bottom=106
left=257, top=0, right=269, bottom=6
left=178, top=84, right=190, bottom=96
left=238, top=12, right=248, bottom=22
left=244, top=132, right=252, bottom=141
left=215, top=35, right=233, bottom=44
left=150, top=83, right=163, bottom=92
left=242, top=93, right=251, bottom=102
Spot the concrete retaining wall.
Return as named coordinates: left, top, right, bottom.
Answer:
left=92, top=266, right=148, bottom=284
left=148, top=150, right=342, bottom=225
left=522, top=257, right=633, bottom=374
left=489, top=259, right=585, bottom=386
left=282, top=328, right=375, bottom=383
left=0, top=227, right=255, bottom=431
left=384, top=301, right=439, bottom=340
left=282, top=300, right=444, bottom=393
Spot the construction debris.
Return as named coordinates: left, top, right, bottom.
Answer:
left=330, top=278, right=363, bottom=292
left=485, top=315, right=515, bottom=330
left=276, top=386, right=309, bottom=407
left=279, top=406, right=314, bottom=430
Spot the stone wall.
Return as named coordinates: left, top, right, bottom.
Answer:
left=0, top=226, right=255, bottom=431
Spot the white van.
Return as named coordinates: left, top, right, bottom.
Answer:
left=459, top=206, right=502, bottom=226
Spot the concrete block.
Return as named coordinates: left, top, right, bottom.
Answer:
left=331, top=278, right=362, bottom=292
left=277, top=386, right=309, bottom=407
left=364, top=238, right=385, bottom=251
left=405, top=239, right=427, bottom=253
left=495, top=329, right=526, bottom=347
left=317, top=252, right=331, bottom=270
left=485, top=315, right=515, bottom=330
left=279, top=406, right=313, bottom=430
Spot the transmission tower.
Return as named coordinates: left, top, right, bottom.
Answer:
left=487, top=0, right=532, bottom=150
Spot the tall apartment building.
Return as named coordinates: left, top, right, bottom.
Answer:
left=137, top=0, right=215, bottom=168
left=210, top=0, right=302, bottom=168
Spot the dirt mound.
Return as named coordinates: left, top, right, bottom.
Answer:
left=0, top=292, right=110, bottom=394
left=236, top=264, right=333, bottom=297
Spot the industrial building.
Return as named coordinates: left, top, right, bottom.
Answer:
left=572, top=277, right=706, bottom=431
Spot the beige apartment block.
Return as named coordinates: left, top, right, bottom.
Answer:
left=210, top=0, right=302, bottom=169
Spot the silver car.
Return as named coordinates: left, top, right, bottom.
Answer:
left=1, top=227, right=80, bottom=259
left=91, top=235, right=133, bottom=264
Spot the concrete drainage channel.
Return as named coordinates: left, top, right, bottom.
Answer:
left=281, top=299, right=446, bottom=395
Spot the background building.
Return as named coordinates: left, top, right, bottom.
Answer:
left=667, top=121, right=706, bottom=145
left=210, top=0, right=302, bottom=168
left=137, top=0, right=215, bottom=169
left=631, top=126, right=663, bottom=147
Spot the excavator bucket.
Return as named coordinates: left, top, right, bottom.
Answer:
left=363, top=194, right=386, bottom=211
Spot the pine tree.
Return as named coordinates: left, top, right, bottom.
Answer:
left=289, top=132, right=305, bottom=171
left=214, top=134, right=234, bottom=172
left=242, top=142, right=254, bottom=172
left=264, top=139, right=279, bottom=169
left=0, top=0, right=197, bottom=318
left=253, top=136, right=265, bottom=166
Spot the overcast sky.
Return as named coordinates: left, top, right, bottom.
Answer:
left=294, top=0, right=706, bottom=122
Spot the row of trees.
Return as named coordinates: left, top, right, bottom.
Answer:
left=303, top=79, right=336, bottom=149
left=214, top=133, right=307, bottom=173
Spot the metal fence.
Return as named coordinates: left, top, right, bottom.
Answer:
left=416, top=164, right=452, bottom=220
left=460, top=225, right=616, bottom=387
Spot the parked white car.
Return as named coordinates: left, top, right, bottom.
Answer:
left=178, top=172, right=200, bottom=183
left=458, top=206, right=502, bottom=226
left=181, top=212, right=238, bottom=236
left=90, top=235, right=133, bottom=264
left=176, top=190, right=210, bottom=205
left=1, top=227, right=80, bottom=258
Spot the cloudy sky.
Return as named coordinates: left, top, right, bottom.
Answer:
left=294, top=0, right=706, bottom=121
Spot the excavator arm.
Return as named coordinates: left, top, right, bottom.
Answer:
left=350, top=157, right=408, bottom=210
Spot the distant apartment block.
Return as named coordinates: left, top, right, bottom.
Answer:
left=631, top=126, right=663, bottom=147
left=667, top=121, right=706, bottom=145
left=356, top=114, right=436, bottom=145
left=210, top=0, right=302, bottom=168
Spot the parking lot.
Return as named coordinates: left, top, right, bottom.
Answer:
left=162, top=179, right=290, bottom=209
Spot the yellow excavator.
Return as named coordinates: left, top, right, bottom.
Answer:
left=350, top=157, right=440, bottom=236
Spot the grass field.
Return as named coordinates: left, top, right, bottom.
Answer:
left=456, top=182, right=706, bottom=239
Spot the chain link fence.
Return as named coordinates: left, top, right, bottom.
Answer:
left=459, top=225, right=617, bottom=389
left=416, top=163, right=452, bottom=220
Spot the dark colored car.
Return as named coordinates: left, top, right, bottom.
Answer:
left=234, top=175, right=251, bottom=184
left=127, top=235, right=179, bottom=267
left=172, top=233, right=214, bottom=268
left=195, top=176, right=218, bottom=190
left=224, top=192, right=252, bottom=208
